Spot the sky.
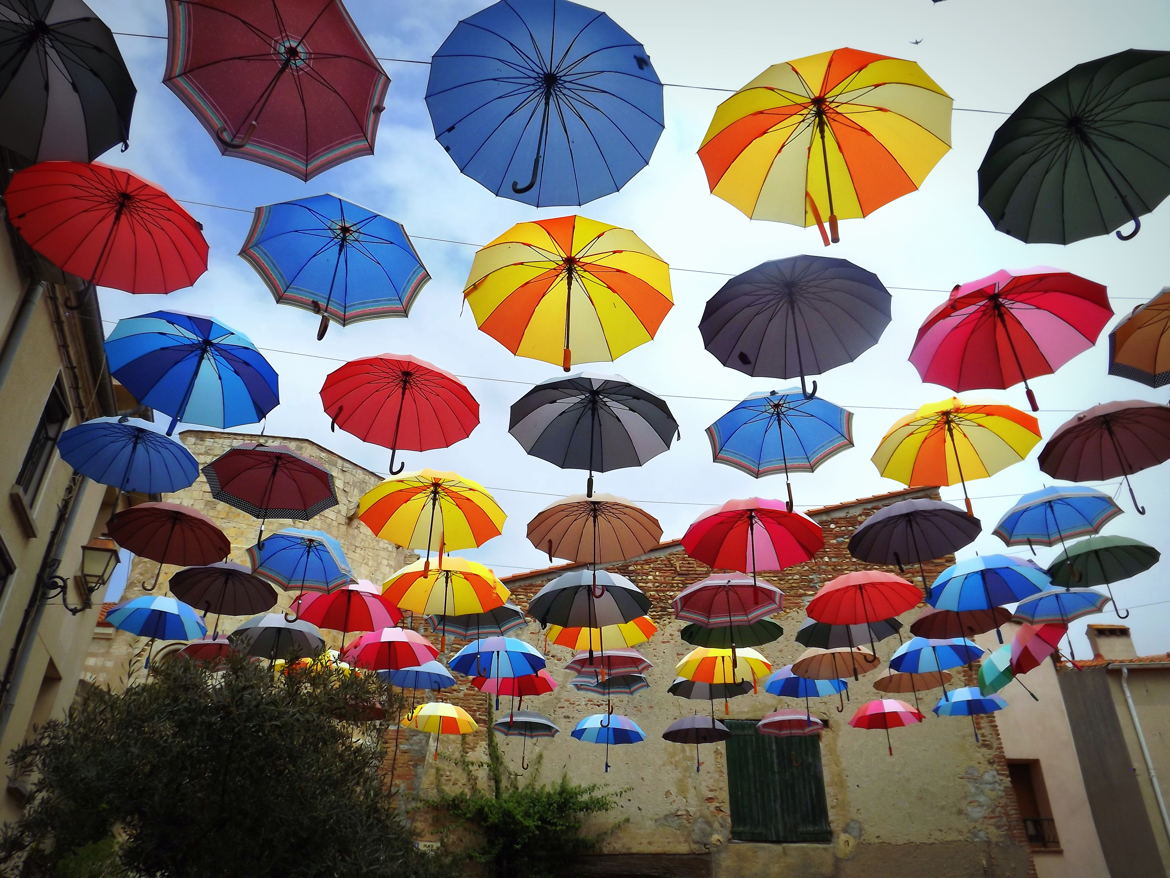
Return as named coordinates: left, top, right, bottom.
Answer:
left=87, top=0, right=1170, bottom=655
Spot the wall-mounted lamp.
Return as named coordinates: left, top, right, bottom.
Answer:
left=42, top=538, right=120, bottom=615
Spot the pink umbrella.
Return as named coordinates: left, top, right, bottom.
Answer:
left=473, top=668, right=558, bottom=698
left=757, top=709, right=826, bottom=738
left=1010, top=623, right=1067, bottom=675
left=291, top=580, right=403, bottom=643
left=341, top=627, right=437, bottom=671
left=172, top=634, right=234, bottom=663
left=849, top=698, right=925, bottom=756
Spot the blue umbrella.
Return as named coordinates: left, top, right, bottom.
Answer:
left=425, top=0, right=664, bottom=207
left=992, top=486, right=1123, bottom=551
left=1012, top=588, right=1112, bottom=626
left=247, top=528, right=353, bottom=596
left=56, top=416, right=198, bottom=494
left=105, top=310, right=279, bottom=435
left=928, top=555, right=1050, bottom=612
left=570, top=712, right=645, bottom=772
left=763, top=665, right=848, bottom=716
left=448, top=636, right=546, bottom=679
left=240, top=194, right=431, bottom=340
left=105, top=595, right=206, bottom=641
left=889, top=637, right=984, bottom=674
left=933, top=686, right=1009, bottom=742
left=378, top=661, right=456, bottom=692
left=706, top=389, right=854, bottom=510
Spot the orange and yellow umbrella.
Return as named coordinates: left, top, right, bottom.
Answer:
left=871, top=398, right=1041, bottom=515
left=402, top=701, right=478, bottom=760
left=382, top=556, right=508, bottom=648
left=545, top=616, right=658, bottom=652
left=698, top=48, right=951, bottom=244
left=675, top=646, right=772, bottom=686
left=463, top=215, right=673, bottom=371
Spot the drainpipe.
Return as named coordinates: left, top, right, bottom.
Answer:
left=0, top=279, right=46, bottom=385
left=1114, top=664, right=1170, bottom=847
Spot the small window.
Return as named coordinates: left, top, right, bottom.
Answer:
left=14, top=378, right=70, bottom=502
left=1009, top=760, right=1060, bottom=849
left=0, top=537, right=13, bottom=601
left=725, top=719, right=832, bottom=843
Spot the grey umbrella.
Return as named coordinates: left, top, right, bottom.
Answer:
left=0, top=0, right=135, bottom=162
left=662, top=714, right=731, bottom=772
left=509, top=372, right=678, bottom=497
left=228, top=613, right=324, bottom=663
left=169, top=562, right=277, bottom=637
left=699, top=255, right=891, bottom=399
left=794, top=617, right=902, bottom=651
left=527, top=569, right=651, bottom=630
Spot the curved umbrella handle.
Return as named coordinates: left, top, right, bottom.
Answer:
left=316, top=314, right=330, bottom=341
left=521, top=752, right=530, bottom=771
left=1116, top=215, right=1141, bottom=241
left=512, top=152, right=541, bottom=194
left=216, top=122, right=257, bottom=149
left=1124, top=473, right=1147, bottom=515
left=799, top=374, right=818, bottom=400
left=388, top=448, right=406, bottom=476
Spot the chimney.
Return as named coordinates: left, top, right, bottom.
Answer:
left=1086, top=624, right=1137, bottom=661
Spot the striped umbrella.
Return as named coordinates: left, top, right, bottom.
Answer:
left=763, top=665, right=848, bottom=716
left=545, top=616, right=657, bottom=652
left=682, top=499, right=823, bottom=588
left=341, top=627, right=438, bottom=672
left=566, top=648, right=652, bottom=680
left=993, top=486, right=1122, bottom=552
left=928, top=555, right=1050, bottom=612
left=228, top=613, right=324, bottom=663
left=106, top=595, right=206, bottom=641
left=978, top=644, right=1033, bottom=699
left=933, top=687, right=1008, bottom=741
left=247, top=528, right=353, bottom=595
left=570, top=713, right=645, bottom=772
left=757, top=709, right=826, bottom=738
left=450, top=637, right=546, bottom=707
left=427, top=603, right=526, bottom=641
left=1012, top=588, right=1111, bottom=629
left=849, top=698, right=925, bottom=756
left=1011, top=624, right=1067, bottom=675
left=570, top=673, right=649, bottom=697
left=676, top=647, right=771, bottom=689
left=402, top=702, right=478, bottom=760
left=379, top=661, right=456, bottom=692
left=888, top=636, right=983, bottom=707
left=383, top=557, right=508, bottom=648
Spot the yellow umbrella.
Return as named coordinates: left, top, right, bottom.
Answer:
left=382, top=557, right=509, bottom=649
left=545, top=616, right=658, bottom=652
left=463, top=215, right=673, bottom=371
left=871, top=398, right=1041, bottom=515
left=698, top=48, right=951, bottom=244
left=402, top=701, right=479, bottom=760
left=675, top=647, right=772, bottom=686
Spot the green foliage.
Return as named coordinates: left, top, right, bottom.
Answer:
left=0, top=655, right=445, bottom=878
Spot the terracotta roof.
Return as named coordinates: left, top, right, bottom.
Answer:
left=1059, top=654, right=1170, bottom=670
left=96, top=602, right=116, bottom=627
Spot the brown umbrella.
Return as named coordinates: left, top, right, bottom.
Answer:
left=107, top=502, right=230, bottom=591
left=169, top=562, right=277, bottom=634
left=791, top=646, right=880, bottom=680
left=873, top=668, right=952, bottom=711
left=1108, top=287, right=1170, bottom=388
left=527, top=493, right=662, bottom=565
left=910, top=607, right=1011, bottom=640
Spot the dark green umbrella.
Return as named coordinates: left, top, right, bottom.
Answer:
left=679, top=619, right=783, bottom=649
left=979, top=49, right=1170, bottom=243
left=1047, top=535, right=1161, bottom=619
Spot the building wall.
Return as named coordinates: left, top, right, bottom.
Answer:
left=1108, top=665, right=1170, bottom=868
left=402, top=488, right=1033, bottom=877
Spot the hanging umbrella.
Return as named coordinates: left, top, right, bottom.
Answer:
left=247, top=528, right=353, bottom=595
left=849, top=698, right=924, bottom=756
left=228, top=613, right=324, bottom=662
left=978, top=644, right=1027, bottom=698
left=355, top=469, right=506, bottom=569
left=928, top=555, right=1050, bottom=612
left=449, top=636, right=546, bottom=680
left=107, top=502, right=230, bottom=591
left=673, top=574, right=784, bottom=628
left=1011, top=623, right=1067, bottom=675
left=570, top=713, right=645, bottom=772
left=910, top=607, right=1011, bottom=639
left=699, top=255, right=892, bottom=397
left=527, top=570, right=651, bottom=630
left=56, top=416, right=199, bottom=495
left=341, top=627, right=438, bottom=672
left=571, top=673, right=649, bottom=697
left=473, top=669, right=558, bottom=700
left=104, top=310, right=279, bottom=435
left=763, top=665, right=848, bottom=717
left=667, top=677, right=753, bottom=703
left=873, top=670, right=952, bottom=696
left=290, top=581, right=402, bottom=641
left=933, top=687, right=1007, bottom=741
left=509, top=373, right=678, bottom=497
left=241, top=195, right=430, bottom=340
left=757, top=710, right=826, bottom=738
left=806, top=572, right=921, bottom=639
left=888, top=637, right=984, bottom=702
left=5, top=161, right=208, bottom=294
left=707, top=389, right=854, bottom=509
left=0, top=0, right=135, bottom=161
left=426, top=0, right=663, bottom=206
left=106, top=595, right=206, bottom=641
left=698, top=48, right=951, bottom=244
left=1048, top=535, right=1160, bottom=619
left=676, top=647, right=771, bottom=687
left=202, top=443, right=337, bottom=543
left=383, top=557, right=508, bottom=649
left=1108, top=287, right=1170, bottom=387
left=492, top=709, right=560, bottom=770
left=909, top=268, right=1113, bottom=411
left=795, top=617, right=902, bottom=651
left=662, top=715, right=731, bottom=773
left=978, top=49, right=1170, bottom=243
left=162, top=0, right=388, bottom=180
left=173, top=633, right=233, bottom=663
left=402, top=702, right=478, bottom=761
left=993, top=486, right=1123, bottom=552
left=791, top=647, right=879, bottom=682
left=1038, top=400, right=1170, bottom=515
left=320, top=355, right=478, bottom=473
left=527, top=493, right=662, bottom=565
left=168, top=562, right=277, bottom=624
left=1012, top=588, right=1111, bottom=628
left=566, top=648, right=652, bottom=678
left=871, top=397, right=1041, bottom=515
left=680, top=619, right=783, bottom=649
left=463, top=214, right=672, bottom=371
left=428, top=603, right=526, bottom=641
left=380, top=661, right=457, bottom=692
left=545, top=616, right=657, bottom=652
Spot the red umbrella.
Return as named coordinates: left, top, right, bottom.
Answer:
left=202, top=442, right=338, bottom=541
left=681, top=498, right=823, bottom=587
left=3, top=161, right=208, bottom=293
left=849, top=698, right=924, bottom=756
left=910, top=268, right=1112, bottom=411
left=473, top=669, right=558, bottom=699
left=1010, top=623, right=1067, bottom=674
left=320, top=354, right=479, bottom=474
left=341, top=627, right=438, bottom=671
left=757, top=709, right=826, bottom=738
left=107, top=502, right=230, bottom=590
left=565, top=648, right=652, bottom=678
left=173, top=633, right=234, bottom=663
left=807, top=571, right=922, bottom=626
left=672, top=574, right=784, bottom=627
left=163, top=0, right=389, bottom=180
left=291, top=581, right=403, bottom=643
left=1038, top=400, right=1170, bottom=514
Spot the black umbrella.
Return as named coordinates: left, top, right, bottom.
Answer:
left=699, top=255, right=891, bottom=398
left=979, top=49, right=1170, bottom=244
left=680, top=619, right=783, bottom=649
left=794, top=617, right=903, bottom=651
left=0, top=0, right=135, bottom=162
left=662, top=715, right=731, bottom=772
left=509, top=373, right=678, bottom=497
left=527, top=569, right=651, bottom=658
left=169, top=562, right=277, bottom=634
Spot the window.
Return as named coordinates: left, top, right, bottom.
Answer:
left=1009, top=760, right=1060, bottom=849
left=724, top=719, right=832, bottom=843
left=0, top=537, right=12, bottom=601
left=14, top=378, right=70, bottom=502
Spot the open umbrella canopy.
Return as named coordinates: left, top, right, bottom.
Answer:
left=978, top=644, right=1016, bottom=696
left=290, top=581, right=402, bottom=634
left=527, top=493, right=662, bottom=565
left=682, top=498, right=823, bottom=577
left=571, top=713, right=645, bottom=745
left=382, top=557, right=509, bottom=618
left=492, top=710, right=560, bottom=739
left=677, top=647, right=771, bottom=685
left=791, top=647, right=879, bottom=680
left=680, top=619, right=783, bottom=649
left=849, top=498, right=981, bottom=577
left=105, top=595, right=206, bottom=641
left=571, top=673, right=649, bottom=696
left=1047, top=535, right=1160, bottom=616
left=163, top=0, right=389, bottom=180
left=545, top=616, right=657, bottom=652
left=402, top=702, right=478, bottom=735
left=910, top=607, right=1012, bottom=639
left=107, top=502, right=230, bottom=567
left=1011, top=623, right=1067, bottom=675
left=228, top=613, right=324, bottom=662
left=341, top=627, right=438, bottom=671
left=763, top=666, right=848, bottom=699
left=527, top=569, right=651, bottom=629
left=673, top=574, right=784, bottom=627
left=56, top=416, right=199, bottom=495
left=889, top=637, right=984, bottom=674
left=662, top=715, right=731, bottom=745
left=473, top=668, right=557, bottom=698
left=873, top=669, right=952, bottom=695
left=449, top=636, right=546, bottom=679
left=1109, top=287, right=1170, bottom=387
left=849, top=698, right=924, bottom=755
left=428, top=603, right=526, bottom=641
left=993, top=486, right=1123, bottom=549
left=173, top=633, right=233, bottom=663
left=566, top=648, right=652, bottom=678
left=667, top=677, right=753, bottom=702
left=757, top=710, right=826, bottom=738
left=379, top=661, right=456, bottom=692
left=795, top=617, right=902, bottom=651
left=426, top=0, right=663, bottom=207
left=247, top=528, right=353, bottom=594
left=806, top=571, right=921, bottom=627
left=928, top=555, right=1050, bottom=612
left=169, top=562, right=277, bottom=617
left=933, top=686, right=1007, bottom=717
left=1012, top=588, right=1111, bottom=625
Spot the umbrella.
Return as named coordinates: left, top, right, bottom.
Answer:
left=795, top=617, right=902, bottom=651
left=566, top=648, right=652, bottom=679
left=993, top=486, right=1122, bottom=552
left=1108, top=287, right=1170, bottom=387
left=527, top=493, right=662, bottom=565
left=662, top=715, right=731, bottom=772
left=56, top=416, right=199, bottom=495
left=463, top=214, right=672, bottom=371
left=380, top=661, right=456, bottom=693
left=888, top=636, right=984, bottom=704
left=341, top=627, right=438, bottom=672
left=978, top=49, right=1170, bottom=243
left=545, top=616, right=657, bottom=652
left=571, top=673, right=649, bottom=697
left=871, top=397, right=1042, bottom=515
left=202, top=443, right=337, bottom=542
left=1012, top=588, right=1111, bottom=629
left=106, top=595, right=206, bottom=641
left=667, top=677, right=753, bottom=704
left=240, top=195, right=430, bottom=339
left=162, top=0, right=389, bottom=180
left=806, top=571, right=921, bottom=633
left=791, top=647, right=879, bottom=682
left=492, top=708, right=560, bottom=770
left=509, top=373, right=678, bottom=496
left=909, top=268, right=1112, bottom=411
left=570, top=713, right=645, bottom=772
left=228, top=613, right=324, bottom=662
left=933, top=687, right=1007, bottom=741
left=677, top=647, right=771, bottom=688
left=449, top=637, right=546, bottom=680
left=673, top=574, right=784, bottom=628
left=763, top=665, right=848, bottom=716
left=706, top=389, right=854, bottom=509
left=757, top=710, right=826, bottom=738
left=699, top=255, right=892, bottom=398
left=355, top=469, right=506, bottom=569
left=1011, top=624, right=1067, bottom=675
left=873, top=670, right=952, bottom=696
left=978, top=644, right=1031, bottom=698
left=4, top=161, right=207, bottom=294
left=290, top=581, right=403, bottom=642
left=173, top=633, right=233, bottom=663
left=427, top=604, right=526, bottom=641
left=104, top=310, right=279, bottom=435
left=928, top=555, right=1050, bottom=612
left=1038, top=400, right=1170, bottom=515
left=848, top=698, right=924, bottom=756
left=168, top=562, right=277, bottom=629
left=107, top=502, right=230, bottom=590
left=698, top=48, right=951, bottom=244
left=247, top=528, right=353, bottom=595
left=527, top=569, right=651, bottom=630
left=680, top=619, right=783, bottom=649
left=1048, top=535, right=1160, bottom=618
left=320, top=355, right=478, bottom=474
left=383, top=557, right=508, bottom=649
left=910, top=607, right=1011, bottom=639
left=402, top=702, right=478, bottom=761
left=426, top=0, right=663, bottom=207
left=473, top=669, right=558, bottom=700
left=0, top=0, right=135, bottom=161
